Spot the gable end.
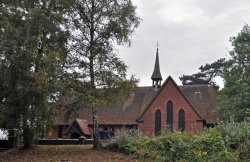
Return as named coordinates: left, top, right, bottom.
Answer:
left=136, top=76, right=203, bottom=122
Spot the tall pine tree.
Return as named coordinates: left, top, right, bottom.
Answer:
left=180, top=58, right=225, bottom=90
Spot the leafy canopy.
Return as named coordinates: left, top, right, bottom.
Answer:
left=217, top=25, right=250, bottom=121
left=58, top=0, right=140, bottom=149
left=62, top=0, right=140, bottom=111
left=0, top=0, right=68, bottom=147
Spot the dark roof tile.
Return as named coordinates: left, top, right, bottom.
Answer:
left=179, top=84, right=219, bottom=123
left=56, top=80, right=218, bottom=125
left=77, top=87, right=158, bottom=125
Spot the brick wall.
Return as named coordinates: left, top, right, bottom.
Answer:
left=138, top=78, right=203, bottom=135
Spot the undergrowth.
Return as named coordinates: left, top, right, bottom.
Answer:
left=104, top=121, right=250, bottom=161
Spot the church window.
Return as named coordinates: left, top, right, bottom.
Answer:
left=167, top=101, right=173, bottom=129
left=155, top=110, right=161, bottom=135
left=179, top=109, right=185, bottom=131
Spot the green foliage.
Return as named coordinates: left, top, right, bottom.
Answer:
left=218, top=121, right=250, bottom=161
left=180, top=58, right=225, bottom=90
left=105, top=129, right=144, bottom=155
left=1, top=0, right=140, bottom=149
left=138, top=132, right=193, bottom=161
left=1, top=0, right=139, bottom=149
left=0, top=0, right=68, bottom=147
left=246, top=108, right=250, bottom=121
left=61, top=0, right=140, bottom=149
left=191, top=129, right=227, bottom=161
left=105, top=123, right=250, bottom=161
left=217, top=24, right=250, bottom=121
left=62, top=0, right=141, bottom=107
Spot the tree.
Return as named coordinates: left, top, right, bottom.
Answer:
left=63, top=0, right=140, bottom=148
left=179, top=58, right=225, bottom=90
left=0, top=1, right=67, bottom=148
left=217, top=25, right=250, bottom=121
left=0, top=62, right=5, bottom=127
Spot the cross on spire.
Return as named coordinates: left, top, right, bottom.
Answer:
left=156, top=41, right=160, bottom=48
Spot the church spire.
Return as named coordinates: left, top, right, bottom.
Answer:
left=151, top=46, right=162, bottom=88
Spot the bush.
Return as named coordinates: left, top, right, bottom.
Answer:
left=120, top=131, right=194, bottom=161
left=190, top=128, right=230, bottom=161
left=218, top=121, right=250, bottom=161
left=104, top=129, right=144, bottom=155
left=104, top=122, right=250, bottom=161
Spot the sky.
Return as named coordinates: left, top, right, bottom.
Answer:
left=117, top=0, right=250, bottom=87
left=0, top=129, right=7, bottom=139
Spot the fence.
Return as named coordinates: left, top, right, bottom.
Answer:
left=38, top=137, right=94, bottom=145
left=0, top=140, right=11, bottom=148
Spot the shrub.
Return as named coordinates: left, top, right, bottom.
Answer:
left=104, top=129, right=144, bottom=155
left=105, top=122, right=250, bottom=162
left=128, top=131, right=194, bottom=161
left=218, top=121, right=250, bottom=161
left=219, top=121, right=250, bottom=148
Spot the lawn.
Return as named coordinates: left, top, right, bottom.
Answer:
left=0, top=145, right=138, bottom=162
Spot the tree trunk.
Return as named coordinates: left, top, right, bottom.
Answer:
left=23, top=125, right=35, bottom=148
left=89, top=0, right=101, bottom=149
left=92, top=105, right=101, bottom=149
left=8, top=129, right=18, bottom=148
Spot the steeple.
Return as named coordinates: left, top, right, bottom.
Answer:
left=151, top=47, right=162, bottom=88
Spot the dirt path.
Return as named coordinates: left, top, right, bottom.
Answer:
left=0, top=145, right=139, bottom=162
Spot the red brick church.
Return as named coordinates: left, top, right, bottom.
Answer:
left=48, top=48, right=218, bottom=139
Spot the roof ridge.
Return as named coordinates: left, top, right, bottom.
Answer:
left=179, top=84, right=210, bottom=87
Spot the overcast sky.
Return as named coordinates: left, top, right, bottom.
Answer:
left=117, top=0, right=250, bottom=87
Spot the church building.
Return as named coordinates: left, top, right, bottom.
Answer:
left=48, top=48, right=218, bottom=139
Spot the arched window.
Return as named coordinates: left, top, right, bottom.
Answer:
left=179, top=109, right=185, bottom=131
left=155, top=110, right=161, bottom=135
left=167, top=101, right=173, bottom=129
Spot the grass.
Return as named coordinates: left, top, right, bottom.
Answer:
left=0, top=145, right=139, bottom=162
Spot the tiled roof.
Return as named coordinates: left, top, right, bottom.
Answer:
left=179, top=84, right=219, bottom=123
left=75, top=119, right=91, bottom=135
left=76, top=86, right=159, bottom=125
left=56, top=81, right=218, bottom=125
left=65, top=119, right=91, bottom=135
